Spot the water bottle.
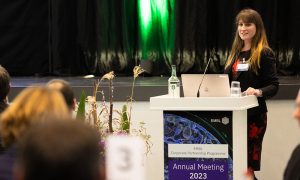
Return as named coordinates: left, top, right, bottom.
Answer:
left=168, top=65, right=180, bottom=97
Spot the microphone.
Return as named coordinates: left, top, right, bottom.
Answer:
left=196, top=49, right=214, bottom=97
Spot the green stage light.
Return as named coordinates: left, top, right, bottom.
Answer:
left=138, top=0, right=175, bottom=61
left=138, top=0, right=152, bottom=36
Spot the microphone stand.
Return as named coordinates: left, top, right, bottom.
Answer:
left=196, top=49, right=214, bottom=97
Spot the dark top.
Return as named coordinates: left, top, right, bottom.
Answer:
left=0, top=100, right=8, bottom=114
left=0, top=100, right=8, bottom=154
left=224, top=49, right=279, bottom=116
left=0, top=144, right=17, bottom=180
left=284, top=144, right=300, bottom=180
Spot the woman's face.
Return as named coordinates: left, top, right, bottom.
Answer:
left=238, top=20, right=256, bottom=43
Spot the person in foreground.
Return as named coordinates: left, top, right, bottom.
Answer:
left=224, top=9, right=279, bottom=179
left=46, top=79, right=77, bottom=112
left=0, top=65, right=10, bottom=114
left=14, top=120, right=105, bottom=180
left=0, top=65, right=11, bottom=154
left=0, top=87, right=71, bottom=180
left=284, top=90, right=300, bottom=180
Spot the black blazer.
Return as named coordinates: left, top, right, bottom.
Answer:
left=224, top=49, right=279, bottom=116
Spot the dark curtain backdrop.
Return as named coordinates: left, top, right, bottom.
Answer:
left=0, top=0, right=299, bottom=76
left=0, top=0, right=48, bottom=75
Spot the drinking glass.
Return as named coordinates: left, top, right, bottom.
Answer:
left=230, top=81, right=241, bottom=97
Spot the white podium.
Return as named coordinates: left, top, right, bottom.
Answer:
left=150, top=95, right=258, bottom=180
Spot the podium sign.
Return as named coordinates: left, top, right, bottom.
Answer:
left=150, top=95, right=258, bottom=180
left=164, top=111, right=233, bottom=180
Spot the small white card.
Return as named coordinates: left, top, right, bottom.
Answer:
left=168, top=144, right=228, bottom=158
left=237, top=63, right=249, bottom=71
left=106, top=135, right=145, bottom=180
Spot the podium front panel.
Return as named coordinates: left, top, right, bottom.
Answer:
left=164, top=111, right=233, bottom=180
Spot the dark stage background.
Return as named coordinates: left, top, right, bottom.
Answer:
left=0, top=0, right=299, bottom=76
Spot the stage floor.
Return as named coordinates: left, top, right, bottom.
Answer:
left=9, top=76, right=300, bottom=101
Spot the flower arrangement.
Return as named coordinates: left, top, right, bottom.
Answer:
left=76, top=66, right=152, bottom=154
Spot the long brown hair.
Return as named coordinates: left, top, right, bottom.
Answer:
left=225, top=9, right=271, bottom=74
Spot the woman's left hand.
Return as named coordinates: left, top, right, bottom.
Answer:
left=243, top=87, right=262, bottom=97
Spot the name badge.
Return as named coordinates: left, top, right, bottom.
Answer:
left=237, top=63, right=249, bottom=71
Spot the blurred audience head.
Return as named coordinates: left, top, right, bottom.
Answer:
left=0, top=87, right=70, bottom=147
left=294, top=90, right=300, bottom=122
left=0, top=65, right=10, bottom=101
left=15, top=120, right=104, bottom=180
left=46, top=79, right=76, bottom=111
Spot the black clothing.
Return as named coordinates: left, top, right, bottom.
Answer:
left=0, top=100, right=8, bottom=114
left=0, top=144, right=17, bottom=180
left=247, top=113, right=267, bottom=171
left=224, top=48, right=279, bottom=171
left=224, top=49, right=279, bottom=116
left=0, top=100, right=8, bottom=154
left=284, top=144, right=300, bottom=180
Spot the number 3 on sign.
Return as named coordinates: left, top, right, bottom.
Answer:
left=106, top=136, right=145, bottom=180
left=117, top=147, right=132, bottom=171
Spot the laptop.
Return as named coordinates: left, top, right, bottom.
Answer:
left=181, top=74, right=230, bottom=97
